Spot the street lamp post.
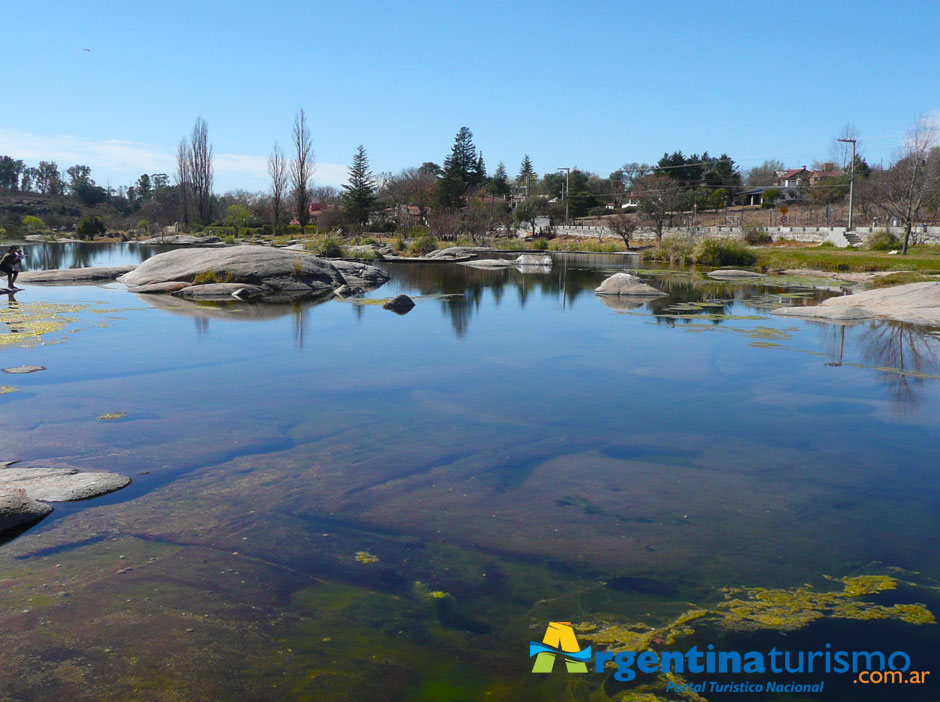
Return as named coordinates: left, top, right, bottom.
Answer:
left=557, top=167, right=571, bottom=225
left=837, top=138, right=856, bottom=231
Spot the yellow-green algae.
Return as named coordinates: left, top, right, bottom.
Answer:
left=0, top=385, right=17, bottom=394
left=573, top=573, right=934, bottom=701
left=97, top=411, right=128, bottom=421
left=0, top=300, right=127, bottom=349
left=354, top=551, right=379, bottom=564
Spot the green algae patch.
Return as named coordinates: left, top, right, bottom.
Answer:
left=0, top=300, right=127, bottom=349
left=97, top=411, right=128, bottom=421
left=355, top=551, right=379, bottom=564
left=0, top=385, right=17, bottom=394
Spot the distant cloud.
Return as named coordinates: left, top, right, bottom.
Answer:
left=0, top=127, right=349, bottom=189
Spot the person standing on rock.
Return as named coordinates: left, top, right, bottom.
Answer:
left=0, top=246, right=23, bottom=290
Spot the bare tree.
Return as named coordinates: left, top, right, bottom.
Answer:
left=631, top=173, right=683, bottom=242
left=869, top=117, right=940, bottom=254
left=175, top=139, right=191, bottom=227
left=291, top=109, right=315, bottom=228
left=188, top=117, right=213, bottom=224
left=267, top=142, right=288, bottom=233
left=830, top=123, right=862, bottom=171
left=608, top=213, right=638, bottom=249
left=380, top=167, right=437, bottom=228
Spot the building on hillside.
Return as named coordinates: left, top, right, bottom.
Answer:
left=774, top=167, right=813, bottom=188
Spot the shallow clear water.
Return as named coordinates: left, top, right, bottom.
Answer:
left=1, top=245, right=939, bottom=701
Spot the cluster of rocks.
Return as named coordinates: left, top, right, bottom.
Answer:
left=137, top=234, right=225, bottom=246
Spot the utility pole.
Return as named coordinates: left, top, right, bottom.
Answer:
left=838, top=138, right=856, bottom=230
left=557, top=167, right=571, bottom=225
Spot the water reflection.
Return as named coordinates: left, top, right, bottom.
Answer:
left=18, top=242, right=175, bottom=270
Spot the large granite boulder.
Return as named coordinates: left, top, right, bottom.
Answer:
left=595, top=273, right=668, bottom=297
left=773, top=282, right=940, bottom=326
left=515, top=254, right=553, bottom=267
left=118, top=246, right=388, bottom=300
left=0, top=491, right=52, bottom=534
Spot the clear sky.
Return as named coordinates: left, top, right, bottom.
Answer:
left=2, top=1, right=938, bottom=192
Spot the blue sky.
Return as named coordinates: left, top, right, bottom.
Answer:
left=2, top=1, right=938, bottom=192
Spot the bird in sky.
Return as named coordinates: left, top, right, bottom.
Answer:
left=82, top=48, right=94, bottom=52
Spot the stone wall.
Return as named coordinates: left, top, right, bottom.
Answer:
left=549, top=224, right=940, bottom=246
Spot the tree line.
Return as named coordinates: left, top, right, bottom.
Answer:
left=3, top=117, right=939, bottom=254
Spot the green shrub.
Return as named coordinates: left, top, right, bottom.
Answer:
left=532, top=238, right=548, bottom=250
left=409, top=233, right=437, bottom=256
left=316, top=234, right=344, bottom=258
left=643, top=234, right=696, bottom=264
left=223, top=234, right=236, bottom=245
left=742, top=224, right=772, bottom=245
left=868, top=230, right=901, bottom=251
left=692, top=238, right=757, bottom=266
left=394, top=234, right=406, bottom=252
left=76, top=215, right=106, bottom=240
left=22, top=215, right=45, bottom=233
left=192, top=270, right=233, bottom=284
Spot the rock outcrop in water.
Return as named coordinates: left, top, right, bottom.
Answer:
left=0, top=492, right=52, bottom=534
left=459, top=254, right=553, bottom=270
left=19, top=266, right=137, bottom=284
left=1, top=466, right=131, bottom=537
left=594, top=272, right=667, bottom=297
left=383, top=294, right=416, bottom=314
left=772, top=282, right=940, bottom=326
left=118, top=246, right=389, bottom=301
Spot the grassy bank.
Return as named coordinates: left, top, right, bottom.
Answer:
left=754, top=245, right=940, bottom=273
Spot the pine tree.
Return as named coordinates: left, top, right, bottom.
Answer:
left=437, top=126, right=480, bottom=209
left=518, top=154, right=535, bottom=184
left=488, top=161, right=510, bottom=197
left=342, top=145, right=376, bottom=230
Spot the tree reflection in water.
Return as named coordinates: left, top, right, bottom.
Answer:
left=822, top=320, right=940, bottom=412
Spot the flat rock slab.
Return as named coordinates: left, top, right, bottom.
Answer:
left=127, top=281, right=193, bottom=294
left=772, top=282, right=940, bottom=326
left=18, top=266, right=136, bottom=284
left=174, top=283, right=265, bottom=300
left=458, top=258, right=516, bottom=269
left=3, top=365, right=46, bottom=374
left=707, top=269, right=767, bottom=280
left=595, top=273, right=668, bottom=297
left=0, top=492, right=53, bottom=534
left=0, top=467, right=131, bottom=502
left=426, top=246, right=496, bottom=259
left=137, top=234, right=222, bottom=245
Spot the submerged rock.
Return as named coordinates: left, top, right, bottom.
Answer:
left=383, top=294, right=416, bottom=313
left=773, top=282, right=940, bottom=326
left=707, top=269, right=767, bottom=280
left=18, top=266, right=137, bottom=284
left=0, top=467, right=131, bottom=502
left=0, top=492, right=52, bottom=534
left=2, top=365, right=46, bottom=374
left=117, top=246, right=388, bottom=300
left=595, top=273, right=667, bottom=297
